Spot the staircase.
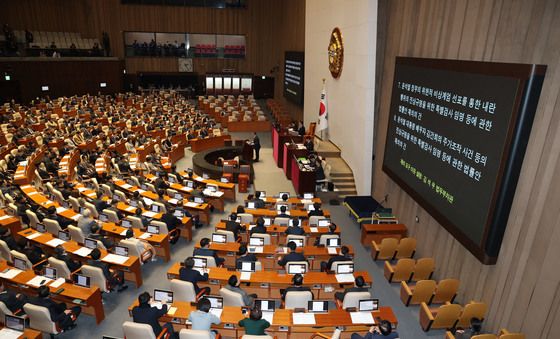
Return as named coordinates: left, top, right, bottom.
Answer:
left=314, top=139, right=358, bottom=199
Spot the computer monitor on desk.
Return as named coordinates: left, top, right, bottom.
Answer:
left=85, top=238, right=98, bottom=249
left=303, top=193, right=314, bottom=199
left=75, top=274, right=91, bottom=288
left=359, top=299, right=379, bottom=311
left=255, top=299, right=275, bottom=312
left=308, top=300, right=329, bottom=313
left=212, top=233, right=227, bottom=243
left=247, top=201, right=256, bottom=209
left=114, top=245, right=129, bottom=257
left=318, top=219, right=331, bottom=227
left=291, top=238, right=304, bottom=248
left=336, top=263, right=354, bottom=274
left=249, top=237, right=264, bottom=247
left=193, top=257, right=207, bottom=268
left=44, top=267, right=57, bottom=279
left=326, top=237, right=341, bottom=248
left=5, top=315, right=24, bottom=332
left=121, top=219, right=132, bottom=228
left=263, top=217, right=272, bottom=226
left=154, top=289, right=173, bottom=303
left=238, top=261, right=256, bottom=272
left=287, top=263, right=307, bottom=275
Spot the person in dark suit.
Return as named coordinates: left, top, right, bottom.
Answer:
left=252, top=133, right=261, bottom=161
left=453, top=317, right=483, bottom=339
left=308, top=202, right=324, bottom=217
left=93, top=192, right=111, bottom=213
left=225, top=213, right=245, bottom=239
left=321, top=245, right=352, bottom=272
left=153, top=175, right=169, bottom=190
left=16, top=238, right=45, bottom=265
left=87, top=248, right=127, bottom=292
left=297, top=121, right=306, bottom=136
left=54, top=245, right=82, bottom=272
left=0, top=226, right=19, bottom=250
left=160, top=206, right=181, bottom=244
left=335, top=275, right=368, bottom=302
left=250, top=191, right=265, bottom=208
left=277, top=241, right=306, bottom=267
left=46, top=206, right=72, bottom=229
left=193, top=238, right=225, bottom=266
left=88, top=223, right=115, bottom=250
left=235, top=245, right=257, bottom=269
left=277, top=205, right=290, bottom=218
left=314, top=223, right=338, bottom=246
left=132, top=292, right=178, bottom=339
left=285, top=217, right=305, bottom=236
left=30, top=285, right=81, bottom=331
left=0, top=290, right=27, bottom=314
left=135, top=208, right=150, bottom=229
left=351, top=321, right=399, bottom=339
left=280, top=273, right=312, bottom=301
left=249, top=217, right=267, bottom=236
left=179, top=257, right=211, bottom=295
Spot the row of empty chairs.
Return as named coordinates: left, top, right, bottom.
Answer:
left=8, top=30, right=101, bottom=50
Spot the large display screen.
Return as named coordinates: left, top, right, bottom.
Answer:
left=383, top=57, right=546, bottom=264
left=284, top=51, right=305, bottom=106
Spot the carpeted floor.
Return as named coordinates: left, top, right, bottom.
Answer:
left=59, top=130, right=443, bottom=338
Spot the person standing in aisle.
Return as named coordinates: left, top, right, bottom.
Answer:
left=253, top=133, right=261, bottom=162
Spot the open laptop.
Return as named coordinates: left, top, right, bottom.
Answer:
left=151, top=204, right=160, bottom=213
left=249, top=237, right=264, bottom=247
left=84, top=238, right=98, bottom=249
left=206, top=296, right=223, bottom=317
left=174, top=193, right=183, bottom=200
left=193, top=257, right=207, bottom=274
left=186, top=181, right=194, bottom=188
left=303, top=192, right=314, bottom=199
left=257, top=191, right=266, bottom=198
left=220, top=177, right=229, bottom=183
left=211, top=233, right=227, bottom=244
left=173, top=209, right=185, bottom=219
left=202, top=173, right=209, bottom=179
left=121, top=219, right=132, bottom=228
left=74, top=274, right=91, bottom=288
left=287, top=263, right=307, bottom=275
left=129, top=200, right=138, bottom=208
left=359, top=299, right=379, bottom=312
left=13, top=257, right=27, bottom=271
left=44, top=266, right=57, bottom=279
left=36, top=223, right=46, bottom=233
left=58, top=230, right=70, bottom=241
left=326, top=237, right=341, bottom=248
left=168, top=176, right=176, bottom=183
left=246, top=201, right=256, bottom=209
left=5, top=315, right=25, bottom=332
left=152, top=289, right=173, bottom=309
left=263, top=217, right=272, bottom=226
left=336, top=263, right=354, bottom=275
left=194, top=197, right=204, bottom=204
left=114, top=245, right=129, bottom=257
left=207, top=184, right=218, bottom=192
left=308, top=300, right=329, bottom=313
left=112, top=194, right=121, bottom=202
left=147, top=225, right=160, bottom=234
left=254, top=299, right=275, bottom=323
left=99, top=213, right=109, bottom=222
left=318, top=219, right=331, bottom=227
left=290, top=238, right=304, bottom=248
left=238, top=261, right=256, bottom=272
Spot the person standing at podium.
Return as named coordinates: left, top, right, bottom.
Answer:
left=252, top=133, right=261, bottom=162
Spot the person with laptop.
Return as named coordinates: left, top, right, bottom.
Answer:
left=307, top=202, right=324, bottom=217
left=46, top=206, right=72, bottom=229
left=0, top=226, right=19, bottom=250
left=277, top=205, right=290, bottom=218
left=122, top=229, right=156, bottom=263
left=285, top=217, right=305, bottom=236
left=350, top=320, right=399, bottom=339
left=314, top=223, right=338, bottom=246
left=280, top=273, right=313, bottom=301
left=187, top=297, right=221, bottom=338
left=235, top=245, right=257, bottom=268
left=249, top=191, right=265, bottom=208
left=54, top=245, right=82, bottom=272
left=135, top=208, right=150, bottom=230
left=277, top=241, right=306, bottom=267
left=249, top=217, right=267, bottom=236
left=30, top=285, right=81, bottom=331
left=92, top=192, right=111, bottom=214
left=238, top=306, right=270, bottom=335
left=132, top=291, right=178, bottom=339
left=161, top=205, right=181, bottom=240
left=193, top=238, right=225, bottom=266
left=179, top=257, right=211, bottom=295
left=321, top=245, right=352, bottom=272
left=224, top=275, right=257, bottom=307
left=16, top=238, right=45, bottom=265
left=225, top=213, right=245, bottom=239
left=335, top=275, right=368, bottom=303
left=88, top=223, right=115, bottom=250
left=87, top=248, right=128, bottom=292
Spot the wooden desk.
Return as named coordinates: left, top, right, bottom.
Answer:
left=0, top=326, right=42, bottom=339
left=283, top=143, right=307, bottom=180
left=0, top=209, right=22, bottom=236
left=230, top=208, right=330, bottom=219
left=360, top=224, right=408, bottom=247
left=57, top=150, right=79, bottom=180
left=272, top=128, right=302, bottom=168
left=13, top=147, right=45, bottom=185
left=291, top=157, right=316, bottom=196
left=100, top=222, right=172, bottom=262
left=167, top=266, right=371, bottom=300
left=190, top=135, right=231, bottom=153
left=261, top=197, right=322, bottom=206
left=18, top=228, right=143, bottom=287
left=0, top=261, right=105, bottom=324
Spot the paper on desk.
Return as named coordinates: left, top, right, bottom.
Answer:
left=125, top=206, right=137, bottom=212
left=167, top=307, right=177, bottom=315
left=20, top=185, right=32, bottom=190
left=300, top=199, right=313, bottom=204
left=56, top=207, right=68, bottom=214
left=335, top=274, right=355, bottom=283
left=26, top=232, right=42, bottom=240
left=28, top=191, right=39, bottom=196
left=310, top=227, right=319, bottom=233
left=120, top=230, right=128, bottom=236
left=209, top=308, right=223, bottom=318
left=262, top=311, right=274, bottom=324
left=194, top=176, right=204, bottom=182
left=248, top=246, right=263, bottom=253
left=46, top=238, right=66, bottom=247
left=151, top=301, right=163, bottom=310
left=71, top=214, right=81, bottom=221
left=26, top=276, right=53, bottom=287
left=185, top=202, right=199, bottom=208
left=292, top=313, right=315, bottom=325
left=77, top=187, right=87, bottom=192
left=139, top=233, right=152, bottom=239
left=73, top=247, right=93, bottom=257
left=50, top=278, right=66, bottom=288
left=103, top=254, right=129, bottom=265
left=0, top=328, right=23, bottom=338
left=142, top=211, right=158, bottom=218
left=240, top=272, right=252, bottom=281
left=0, top=268, right=22, bottom=279
left=327, top=247, right=338, bottom=255
left=121, top=184, right=133, bottom=189
left=0, top=215, right=12, bottom=221
left=350, top=312, right=375, bottom=324
left=167, top=198, right=179, bottom=205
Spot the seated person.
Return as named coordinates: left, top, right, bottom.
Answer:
left=350, top=320, right=399, bottom=339
left=179, top=257, right=211, bottom=295
left=321, top=245, right=352, bottom=272
left=30, top=285, right=81, bottom=331
left=92, top=193, right=111, bottom=214
left=249, top=217, right=267, bottom=236
left=280, top=273, right=312, bottom=301
left=236, top=205, right=246, bottom=214
left=54, top=245, right=82, bottom=272
left=250, top=191, right=265, bottom=208
left=308, top=202, right=324, bottom=217
left=314, top=223, right=338, bottom=246
left=238, top=306, right=270, bottom=335
left=46, top=206, right=72, bottom=229
left=122, top=229, right=156, bottom=262
left=335, top=275, right=368, bottom=302
left=285, top=217, right=305, bottom=235
left=193, top=238, right=225, bottom=266
left=277, top=205, right=290, bottom=218
left=277, top=241, right=306, bottom=267
left=88, top=223, right=115, bottom=250
left=0, top=289, right=27, bottom=314
left=87, top=248, right=127, bottom=292
left=453, top=317, right=483, bottom=339
left=188, top=297, right=220, bottom=338
left=16, top=238, right=45, bottom=265
left=235, top=245, right=257, bottom=268
left=135, top=208, right=150, bottom=229
left=225, top=213, right=245, bottom=239
left=132, top=291, right=177, bottom=339
left=0, top=226, right=19, bottom=250
left=224, top=275, right=257, bottom=307
left=77, top=209, right=96, bottom=235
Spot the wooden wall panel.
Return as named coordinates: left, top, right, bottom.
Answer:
left=374, top=0, right=560, bottom=336
left=0, top=0, right=305, bottom=118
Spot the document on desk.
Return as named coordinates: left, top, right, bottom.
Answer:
left=335, top=274, right=356, bottom=283
left=292, top=313, right=315, bottom=325
left=77, top=187, right=88, bottom=192
left=327, top=247, right=338, bottom=255
left=194, top=177, right=205, bottom=182
left=125, top=206, right=137, bottom=212
left=167, top=198, right=179, bottom=205
left=0, top=215, right=12, bottom=221
left=310, top=227, right=319, bottom=233
left=56, top=207, right=68, bottom=214
left=262, top=311, right=274, bottom=324
left=46, top=238, right=66, bottom=247
left=142, top=211, right=158, bottom=218
left=167, top=307, right=177, bottom=316
left=28, top=191, right=39, bottom=197
left=50, top=278, right=66, bottom=288
left=73, top=247, right=93, bottom=257
left=350, top=312, right=375, bottom=324
left=185, top=202, right=199, bottom=208
left=121, top=184, right=133, bottom=189
left=26, top=232, right=42, bottom=240
left=71, top=214, right=81, bottom=221
left=139, top=233, right=152, bottom=240
left=0, top=268, right=22, bottom=279
left=0, top=328, right=23, bottom=338
left=240, top=272, right=252, bottom=281
left=209, top=308, right=223, bottom=318
left=120, top=230, right=128, bottom=236
left=26, top=276, right=53, bottom=287
left=103, top=254, right=129, bottom=265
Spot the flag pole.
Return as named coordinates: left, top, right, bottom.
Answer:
left=321, top=78, right=325, bottom=141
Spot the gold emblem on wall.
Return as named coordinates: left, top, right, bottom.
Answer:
left=328, top=27, right=344, bottom=79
